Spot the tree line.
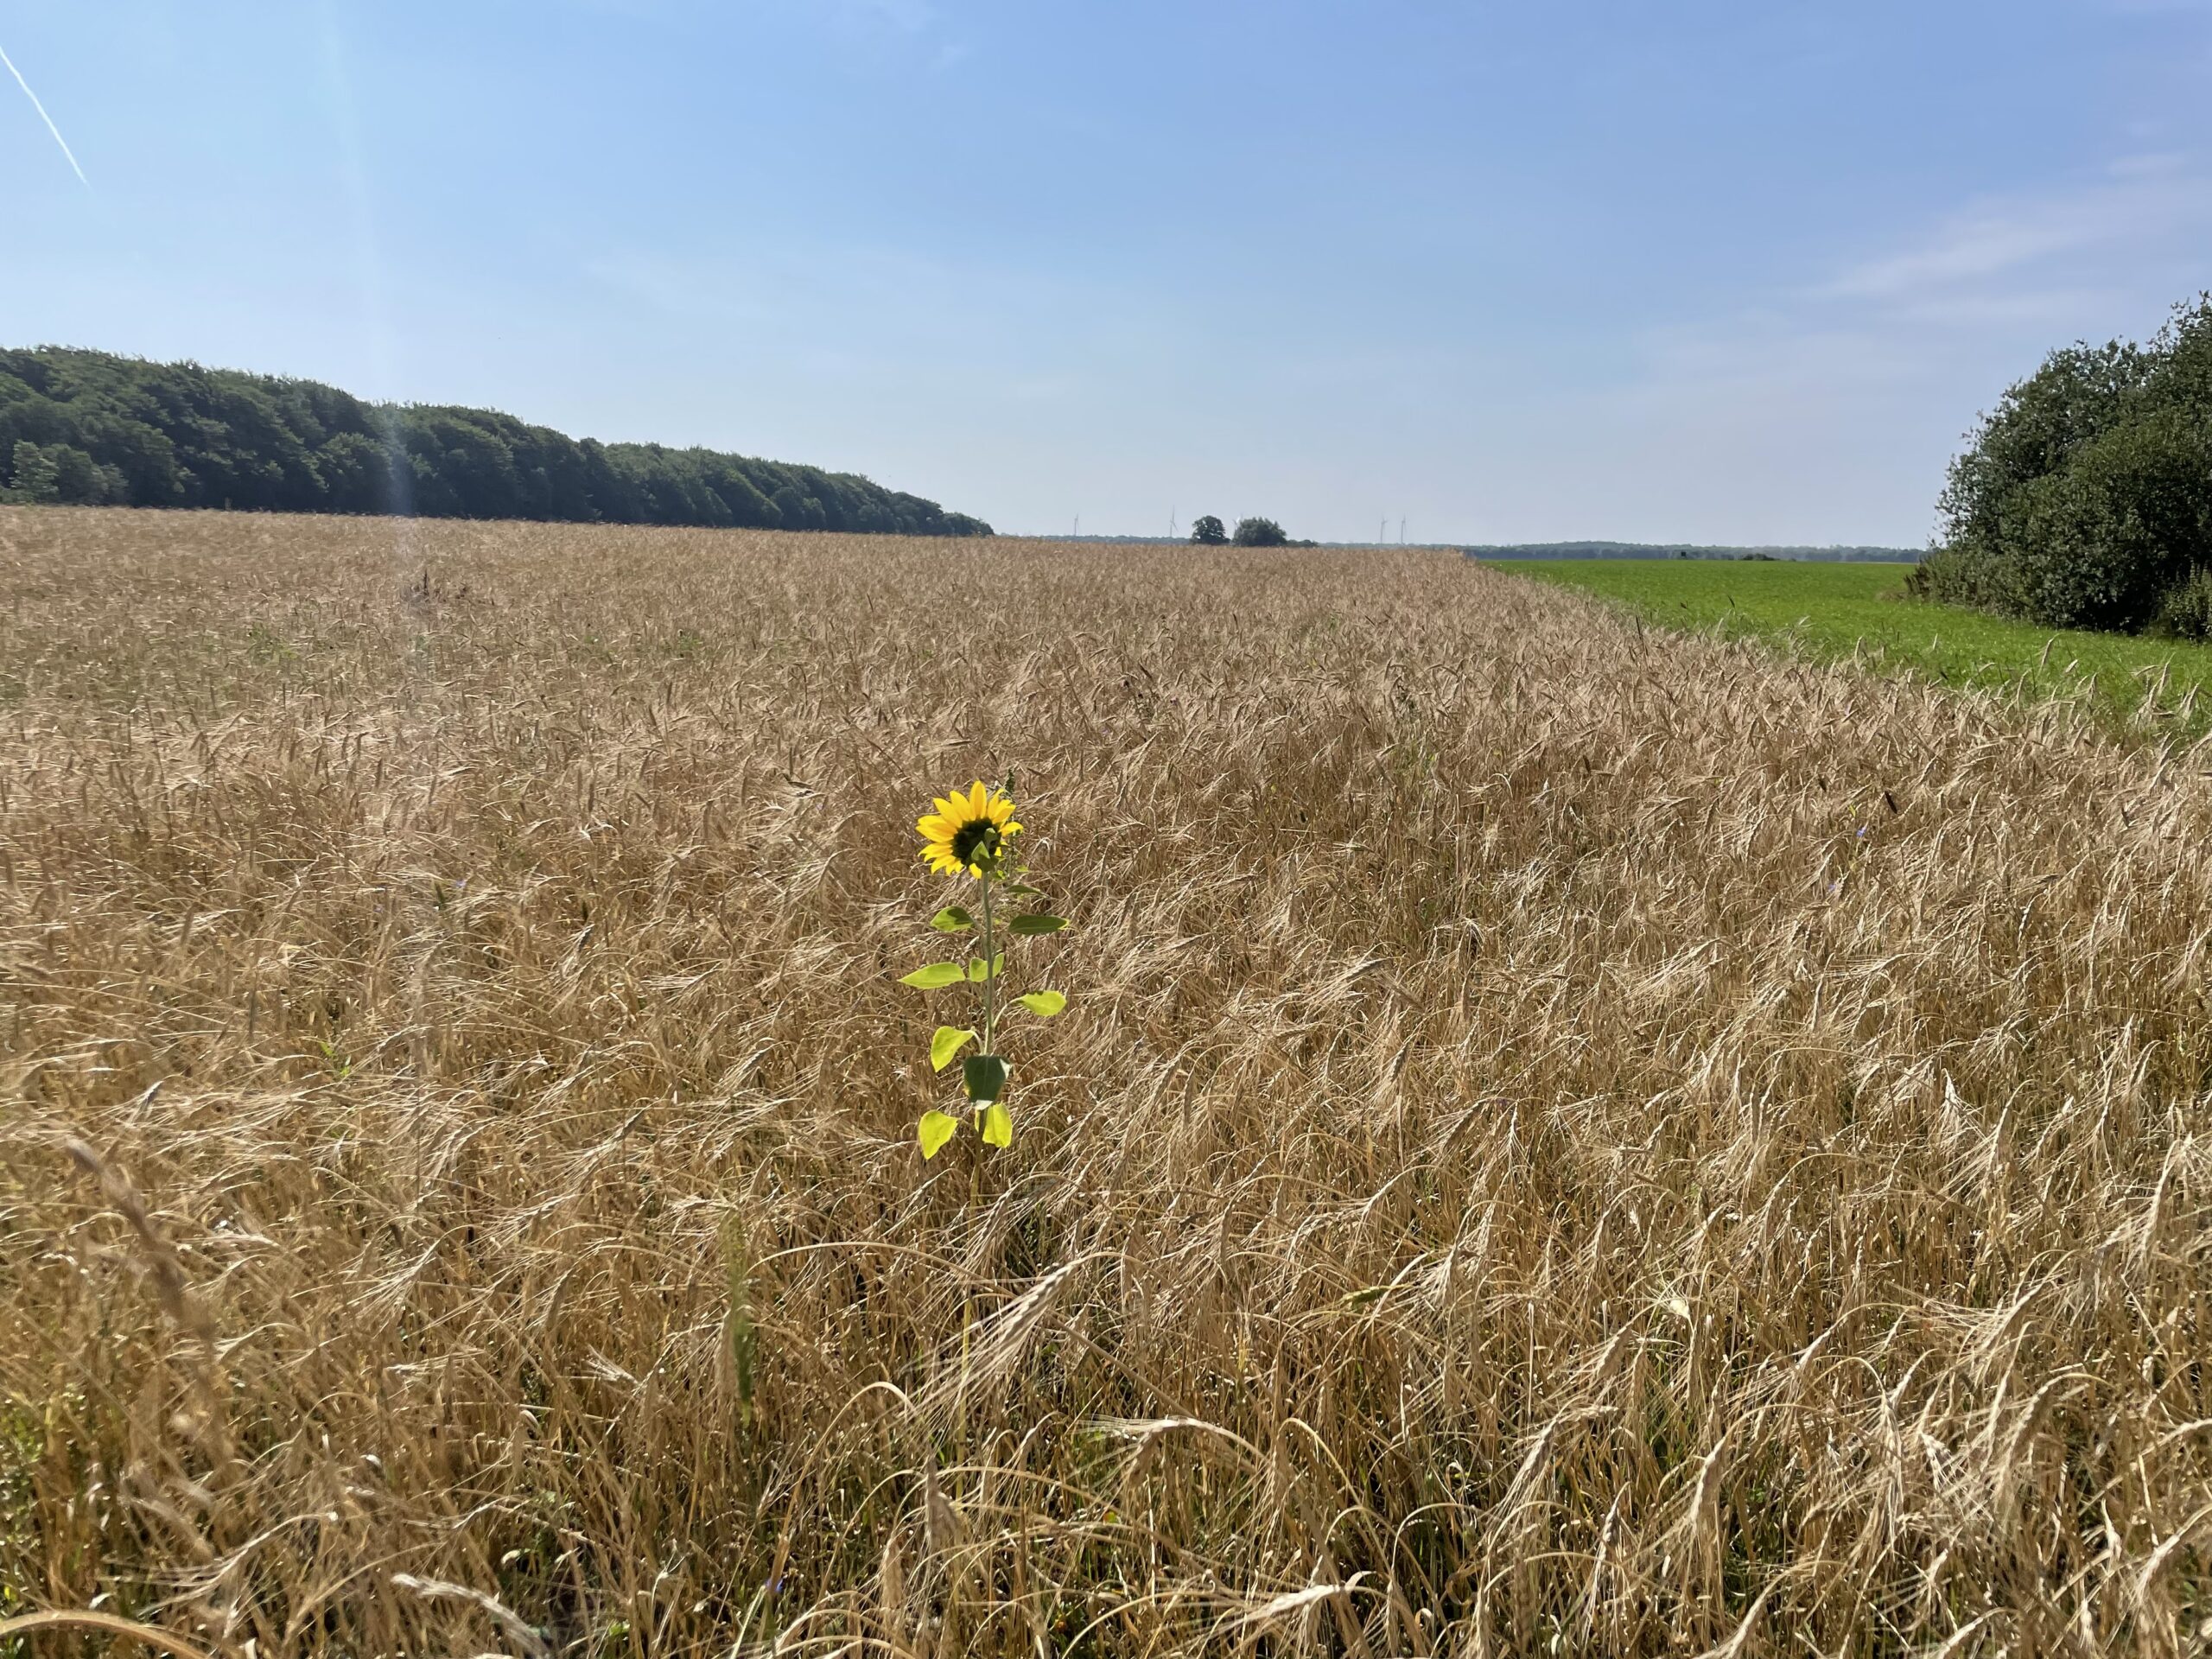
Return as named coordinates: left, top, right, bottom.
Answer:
left=0, top=346, right=993, bottom=537
left=1189, top=515, right=1311, bottom=546
left=1918, top=296, right=2212, bottom=634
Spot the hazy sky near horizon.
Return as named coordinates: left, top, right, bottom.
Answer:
left=2, top=2, right=2209, bottom=544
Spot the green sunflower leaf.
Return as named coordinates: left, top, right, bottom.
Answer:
left=1015, top=990, right=1066, bottom=1019
left=899, top=962, right=967, bottom=989
left=1008, top=913, right=1070, bottom=935
left=931, top=1026, right=979, bottom=1072
left=918, top=1110, right=960, bottom=1160
left=929, top=906, right=975, bottom=933
left=967, top=954, right=1005, bottom=982
left=963, top=1054, right=1009, bottom=1103
left=981, top=1101, right=1013, bottom=1148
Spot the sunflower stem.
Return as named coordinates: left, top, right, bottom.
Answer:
left=961, top=1148, right=976, bottom=1395
left=963, top=872, right=995, bottom=1406
left=978, top=870, right=997, bottom=1060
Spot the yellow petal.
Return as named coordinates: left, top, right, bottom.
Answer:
left=918, top=816, right=952, bottom=838
left=968, top=781, right=988, bottom=815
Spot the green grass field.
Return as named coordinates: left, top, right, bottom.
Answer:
left=1492, top=557, right=2212, bottom=733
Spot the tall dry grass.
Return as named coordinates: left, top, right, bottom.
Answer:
left=2, top=505, right=2209, bottom=1657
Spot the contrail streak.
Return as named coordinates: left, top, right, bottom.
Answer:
left=0, top=36, right=87, bottom=186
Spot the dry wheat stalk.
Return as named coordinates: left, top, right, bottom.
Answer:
left=1, top=505, right=2208, bottom=1656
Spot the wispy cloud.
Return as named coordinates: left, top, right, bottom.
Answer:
left=1618, top=154, right=2212, bottom=406
left=744, top=0, right=969, bottom=71
left=1521, top=152, right=2212, bottom=544
left=0, top=35, right=87, bottom=188
left=1816, top=156, right=2209, bottom=307
left=805, top=0, right=937, bottom=35
left=567, top=0, right=947, bottom=43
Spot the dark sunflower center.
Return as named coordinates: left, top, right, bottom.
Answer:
left=951, top=820, right=1001, bottom=865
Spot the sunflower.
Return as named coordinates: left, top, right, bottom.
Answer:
left=918, top=781, right=1021, bottom=878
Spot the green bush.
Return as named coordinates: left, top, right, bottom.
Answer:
left=1924, top=296, right=2212, bottom=632
left=2152, top=567, right=2212, bottom=641
left=1993, top=409, right=2211, bottom=629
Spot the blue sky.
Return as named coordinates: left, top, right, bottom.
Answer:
left=3, top=2, right=2209, bottom=543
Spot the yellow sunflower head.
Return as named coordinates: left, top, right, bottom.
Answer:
left=918, top=781, right=1021, bottom=878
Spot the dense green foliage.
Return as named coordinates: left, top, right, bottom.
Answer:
left=1917, top=296, right=2212, bottom=632
left=1499, top=556, right=2212, bottom=731
left=1188, top=514, right=1227, bottom=544
left=1231, top=516, right=1288, bottom=547
left=0, top=346, right=992, bottom=536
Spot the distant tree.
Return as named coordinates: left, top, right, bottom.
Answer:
left=1232, top=516, right=1289, bottom=547
left=1189, top=514, right=1227, bottom=545
left=315, top=431, right=394, bottom=515
left=771, top=484, right=817, bottom=531
left=8, top=440, right=60, bottom=504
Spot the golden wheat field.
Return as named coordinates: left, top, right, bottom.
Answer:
left=3, top=505, right=2210, bottom=1658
